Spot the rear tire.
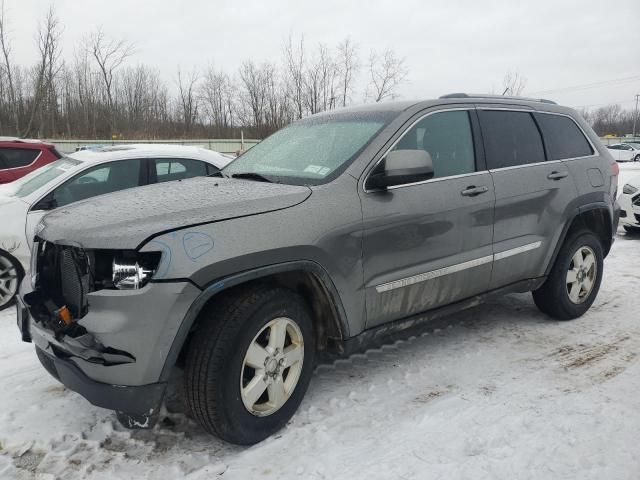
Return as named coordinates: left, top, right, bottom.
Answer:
left=532, top=230, right=603, bottom=320
left=184, top=286, right=315, bottom=445
left=0, top=250, right=22, bottom=312
left=623, top=225, right=640, bottom=235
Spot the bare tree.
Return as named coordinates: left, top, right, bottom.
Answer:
left=88, top=28, right=134, bottom=133
left=0, top=0, right=19, bottom=133
left=366, top=49, right=408, bottom=102
left=336, top=37, right=359, bottom=107
left=501, top=70, right=526, bottom=96
left=200, top=65, right=236, bottom=136
left=23, top=6, right=62, bottom=137
left=238, top=60, right=267, bottom=132
left=283, top=35, right=306, bottom=119
left=176, top=68, right=200, bottom=135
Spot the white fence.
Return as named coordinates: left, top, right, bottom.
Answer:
left=48, top=139, right=260, bottom=155
left=599, top=137, right=640, bottom=145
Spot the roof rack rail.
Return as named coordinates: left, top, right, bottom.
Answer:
left=439, top=93, right=557, bottom=105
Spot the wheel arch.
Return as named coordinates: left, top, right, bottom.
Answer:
left=545, top=203, right=614, bottom=276
left=158, top=260, right=350, bottom=382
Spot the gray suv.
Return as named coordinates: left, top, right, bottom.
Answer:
left=17, top=94, right=619, bottom=445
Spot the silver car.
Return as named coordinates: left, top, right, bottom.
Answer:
left=18, top=95, right=619, bottom=445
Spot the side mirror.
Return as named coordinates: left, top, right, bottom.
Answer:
left=32, top=192, right=57, bottom=211
left=366, top=150, right=434, bottom=190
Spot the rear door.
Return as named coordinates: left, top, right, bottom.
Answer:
left=620, top=144, right=635, bottom=162
left=360, top=107, right=495, bottom=328
left=606, top=145, right=621, bottom=161
left=478, top=107, right=578, bottom=289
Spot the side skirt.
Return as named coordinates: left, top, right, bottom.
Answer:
left=324, top=277, right=546, bottom=360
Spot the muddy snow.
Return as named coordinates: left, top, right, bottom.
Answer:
left=2, top=169, right=640, bottom=479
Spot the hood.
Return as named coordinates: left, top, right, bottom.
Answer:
left=39, top=177, right=312, bottom=249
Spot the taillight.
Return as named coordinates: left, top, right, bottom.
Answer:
left=612, top=162, right=620, bottom=176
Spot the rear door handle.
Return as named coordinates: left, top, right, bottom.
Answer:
left=461, top=185, right=489, bottom=197
left=547, top=171, right=568, bottom=180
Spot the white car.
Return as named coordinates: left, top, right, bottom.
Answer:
left=0, top=144, right=231, bottom=310
left=606, top=143, right=640, bottom=162
left=619, top=173, right=640, bottom=233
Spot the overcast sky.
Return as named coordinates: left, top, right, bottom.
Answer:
left=5, top=0, right=640, bottom=110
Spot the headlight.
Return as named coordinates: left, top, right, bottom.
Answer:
left=623, top=184, right=638, bottom=195
left=112, top=255, right=157, bottom=290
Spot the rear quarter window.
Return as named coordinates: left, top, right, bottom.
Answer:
left=535, top=113, right=593, bottom=160
left=0, top=148, right=40, bottom=169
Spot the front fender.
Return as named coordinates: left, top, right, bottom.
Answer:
left=156, top=260, right=351, bottom=382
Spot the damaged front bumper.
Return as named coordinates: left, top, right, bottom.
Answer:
left=17, top=278, right=201, bottom=426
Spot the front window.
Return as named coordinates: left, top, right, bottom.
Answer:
left=223, top=112, right=394, bottom=185
left=391, top=110, right=476, bottom=178
left=52, top=159, right=143, bottom=207
left=14, top=158, right=82, bottom=198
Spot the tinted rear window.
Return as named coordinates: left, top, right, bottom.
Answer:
left=479, top=110, right=546, bottom=169
left=536, top=113, right=593, bottom=160
left=0, top=148, right=40, bottom=168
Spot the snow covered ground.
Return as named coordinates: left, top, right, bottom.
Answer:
left=2, top=168, right=640, bottom=479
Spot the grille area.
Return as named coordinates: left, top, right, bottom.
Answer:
left=36, top=240, right=92, bottom=319
left=59, top=248, right=90, bottom=318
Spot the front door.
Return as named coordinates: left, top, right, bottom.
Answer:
left=360, top=108, right=495, bottom=328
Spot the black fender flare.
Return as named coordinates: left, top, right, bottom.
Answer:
left=545, top=201, right=615, bottom=276
left=158, top=260, right=350, bottom=382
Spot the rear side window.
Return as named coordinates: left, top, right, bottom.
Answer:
left=479, top=110, right=546, bottom=169
left=154, top=158, right=208, bottom=183
left=0, top=148, right=40, bottom=168
left=392, top=110, right=476, bottom=178
left=536, top=113, right=593, bottom=160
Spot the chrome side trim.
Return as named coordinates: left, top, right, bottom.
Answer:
left=375, top=255, right=493, bottom=293
left=384, top=171, right=486, bottom=191
left=488, top=159, right=562, bottom=173
left=375, top=240, right=543, bottom=293
left=494, top=241, right=542, bottom=261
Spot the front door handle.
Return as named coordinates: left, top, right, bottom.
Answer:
left=547, top=171, right=568, bottom=180
left=461, top=185, right=489, bottom=197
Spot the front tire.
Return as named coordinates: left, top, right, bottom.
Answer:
left=0, top=250, right=22, bottom=311
left=532, top=230, right=603, bottom=320
left=184, top=286, right=315, bottom=445
left=623, top=225, right=640, bottom=234
left=634, top=155, right=640, bottom=162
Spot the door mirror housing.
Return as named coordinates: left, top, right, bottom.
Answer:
left=367, top=150, right=434, bottom=190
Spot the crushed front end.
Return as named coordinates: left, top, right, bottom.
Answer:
left=18, top=238, right=202, bottom=428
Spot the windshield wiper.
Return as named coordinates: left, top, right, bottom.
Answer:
left=208, top=170, right=229, bottom=178
left=231, top=172, right=274, bottom=183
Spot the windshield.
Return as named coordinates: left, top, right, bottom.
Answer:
left=223, top=112, right=394, bottom=185
left=13, top=157, right=82, bottom=198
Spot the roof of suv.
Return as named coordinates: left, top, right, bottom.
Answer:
left=321, top=94, right=569, bottom=117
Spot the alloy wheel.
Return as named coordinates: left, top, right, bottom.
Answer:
left=240, top=317, right=305, bottom=417
left=0, top=256, right=18, bottom=307
left=566, top=246, right=597, bottom=304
